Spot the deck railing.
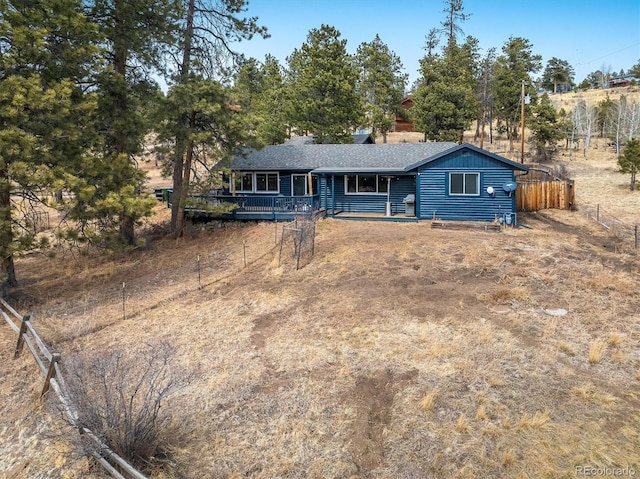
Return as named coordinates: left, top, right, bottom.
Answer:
left=169, top=192, right=321, bottom=217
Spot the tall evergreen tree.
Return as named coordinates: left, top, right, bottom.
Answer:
left=413, top=37, right=479, bottom=142
left=166, top=0, right=267, bottom=236
left=235, top=55, right=289, bottom=147
left=492, top=36, right=542, bottom=152
left=528, top=93, right=563, bottom=160
left=541, top=57, right=574, bottom=93
left=618, top=138, right=640, bottom=191
left=440, top=0, right=471, bottom=47
left=0, top=0, right=98, bottom=288
left=596, top=94, right=617, bottom=138
left=286, top=25, right=364, bottom=143
left=629, top=59, right=640, bottom=79
left=87, top=0, right=181, bottom=244
left=476, top=47, right=496, bottom=147
left=355, top=35, right=407, bottom=143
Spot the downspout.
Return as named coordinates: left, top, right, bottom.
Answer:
left=322, top=174, right=328, bottom=218
left=415, top=172, right=421, bottom=219
left=331, top=175, right=335, bottom=217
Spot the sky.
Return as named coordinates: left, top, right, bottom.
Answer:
left=230, top=0, right=640, bottom=88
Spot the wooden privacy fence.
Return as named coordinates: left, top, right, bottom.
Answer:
left=0, top=297, right=147, bottom=479
left=516, top=167, right=575, bottom=212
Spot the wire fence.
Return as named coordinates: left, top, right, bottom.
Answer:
left=0, top=224, right=291, bottom=477
left=278, top=216, right=317, bottom=270
left=579, top=203, right=639, bottom=254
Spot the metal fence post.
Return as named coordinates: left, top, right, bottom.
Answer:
left=197, top=255, right=201, bottom=290
left=122, top=282, right=126, bottom=320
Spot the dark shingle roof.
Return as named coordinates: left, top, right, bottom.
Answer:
left=232, top=142, right=530, bottom=173
left=233, top=142, right=459, bottom=171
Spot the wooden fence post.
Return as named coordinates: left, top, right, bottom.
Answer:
left=41, top=353, right=61, bottom=397
left=14, top=314, right=31, bottom=359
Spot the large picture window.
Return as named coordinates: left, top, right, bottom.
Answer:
left=235, top=172, right=279, bottom=193
left=449, top=172, right=479, bottom=196
left=345, top=174, right=389, bottom=195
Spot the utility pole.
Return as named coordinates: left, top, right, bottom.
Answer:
left=520, top=80, right=526, bottom=164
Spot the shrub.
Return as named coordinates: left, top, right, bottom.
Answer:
left=64, top=342, right=194, bottom=470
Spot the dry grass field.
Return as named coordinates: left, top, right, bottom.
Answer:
left=1, top=87, right=640, bottom=478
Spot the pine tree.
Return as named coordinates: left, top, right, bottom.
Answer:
left=233, top=55, right=287, bottom=147
left=413, top=37, right=479, bottom=142
left=476, top=47, right=496, bottom=147
left=528, top=93, right=563, bottom=160
left=541, top=57, right=574, bottom=93
left=596, top=95, right=617, bottom=138
left=166, top=0, right=267, bottom=236
left=618, top=138, right=640, bottom=191
left=88, top=0, right=181, bottom=244
left=0, top=0, right=98, bottom=287
left=286, top=25, right=364, bottom=143
left=253, top=56, right=289, bottom=146
left=492, top=36, right=542, bottom=152
left=440, top=0, right=471, bottom=47
left=355, top=35, right=407, bottom=143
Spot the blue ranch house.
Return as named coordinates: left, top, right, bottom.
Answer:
left=212, top=142, right=528, bottom=223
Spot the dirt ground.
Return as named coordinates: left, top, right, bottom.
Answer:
left=1, top=205, right=639, bottom=478
left=1, top=87, right=640, bottom=478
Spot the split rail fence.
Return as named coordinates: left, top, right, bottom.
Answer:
left=0, top=297, right=147, bottom=479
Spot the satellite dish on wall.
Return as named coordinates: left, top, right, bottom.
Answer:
left=502, top=182, right=517, bottom=196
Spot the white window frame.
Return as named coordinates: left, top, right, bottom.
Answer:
left=449, top=172, right=480, bottom=196
left=255, top=172, right=279, bottom=193
left=235, top=171, right=279, bottom=194
left=235, top=172, right=253, bottom=193
left=344, top=174, right=389, bottom=195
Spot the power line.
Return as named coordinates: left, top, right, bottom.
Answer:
left=575, top=42, right=640, bottom=67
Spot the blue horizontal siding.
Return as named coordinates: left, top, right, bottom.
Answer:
left=418, top=150, right=518, bottom=221
left=327, top=175, right=415, bottom=214
left=279, top=174, right=292, bottom=196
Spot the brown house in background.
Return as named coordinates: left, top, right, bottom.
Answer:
left=394, top=96, right=415, bottom=132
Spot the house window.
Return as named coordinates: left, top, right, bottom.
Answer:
left=234, top=172, right=279, bottom=193
left=256, top=172, right=279, bottom=193
left=345, top=174, right=389, bottom=195
left=235, top=172, right=253, bottom=192
left=449, top=172, right=479, bottom=196
left=292, top=174, right=318, bottom=196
